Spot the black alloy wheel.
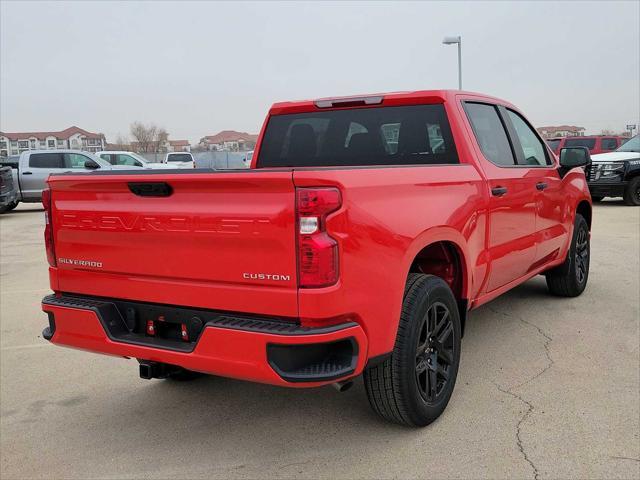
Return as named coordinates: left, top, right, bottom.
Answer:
left=414, top=302, right=455, bottom=404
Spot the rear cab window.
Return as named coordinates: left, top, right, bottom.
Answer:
left=257, top=104, right=459, bottom=167
left=167, top=153, right=192, bottom=163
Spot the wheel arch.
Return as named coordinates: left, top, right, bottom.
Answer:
left=404, top=232, right=470, bottom=336
left=576, top=199, right=592, bottom=230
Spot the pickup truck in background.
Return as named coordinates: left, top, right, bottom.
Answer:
left=41, top=90, right=592, bottom=427
left=4, top=150, right=142, bottom=207
left=0, top=166, right=19, bottom=213
left=588, top=134, right=640, bottom=205
left=164, top=152, right=195, bottom=168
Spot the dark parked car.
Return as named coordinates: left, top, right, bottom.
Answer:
left=588, top=135, right=640, bottom=205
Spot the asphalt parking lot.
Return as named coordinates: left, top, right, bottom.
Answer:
left=1, top=202, right=638, bottom=480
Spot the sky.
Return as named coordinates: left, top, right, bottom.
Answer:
left=1, top=1, right=639, bottom=144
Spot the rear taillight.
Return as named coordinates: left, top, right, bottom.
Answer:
left=296, top=187, right=341, bottom=288
left=42, top=188, right=56, bottom=267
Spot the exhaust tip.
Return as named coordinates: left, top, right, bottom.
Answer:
left=332, top=380, right=354, bottom=393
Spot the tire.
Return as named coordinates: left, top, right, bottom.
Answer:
left=623, top=176, right=640, bottom=206
left=0, top=201, right=18, bottom=213
left=545, top=213, right=590, bottom=297
left=590, top=196, right=603, bottom=202
left=364, top=274, right=461, bottom=427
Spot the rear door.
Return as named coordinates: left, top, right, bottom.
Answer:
left=463, top=102, right=538, bottom=292
left=48, top=170, right=298, bottom=316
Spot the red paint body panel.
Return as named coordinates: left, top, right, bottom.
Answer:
left=43, top=89, right=591, bottom=387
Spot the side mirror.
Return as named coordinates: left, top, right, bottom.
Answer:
left=559, top=146, right=591, bottom=168
left=84, top=160, right=100, bottom=169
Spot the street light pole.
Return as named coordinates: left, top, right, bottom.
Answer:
left=443, top=36, right=462, bottom=90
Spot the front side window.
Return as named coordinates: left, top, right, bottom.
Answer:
left=29, top=153, right=64, bottom=168
left=506, top=110, right=550, bottom=166
left=464, top=102, right=515, bottom=166
left=600, top=138, right=618, bottom=150
left=116, top=154, right=142, bottom=166
left=64, top=153, right=96, bottom=169
left=258, top=104, right=458, bottom=167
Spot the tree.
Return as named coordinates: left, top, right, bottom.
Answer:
left=130, top=122, right=169, bottom=153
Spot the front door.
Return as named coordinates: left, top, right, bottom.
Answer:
left=501, top=108, right=569, bottom=267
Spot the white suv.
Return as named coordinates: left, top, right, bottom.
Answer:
left=165, top=152, right=195, bottom=168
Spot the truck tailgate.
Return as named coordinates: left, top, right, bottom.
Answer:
left=48, top=171, right=298, bottom=317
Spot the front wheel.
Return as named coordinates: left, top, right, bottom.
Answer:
left=545, top=213, right=590, bottom=297
left=364, top=274, right=461, bottom=427
left=623, top=177, right=640, bottom=206
left=0, top=201, right=19, bottom=213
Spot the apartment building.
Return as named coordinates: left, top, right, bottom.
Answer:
left=0, top=126, right=106, bottom=157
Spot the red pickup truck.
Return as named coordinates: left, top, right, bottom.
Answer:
left=41, top=90, right=592, bottom=427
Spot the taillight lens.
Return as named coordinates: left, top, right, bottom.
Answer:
left=296, top=187, right=341, bottom=288
left=42, top=188, right=56, bottom=267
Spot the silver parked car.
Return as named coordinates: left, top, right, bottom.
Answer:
left=10, top=149, right=140, bottom=205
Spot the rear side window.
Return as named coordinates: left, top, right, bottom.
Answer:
left=463, top=103, right=515, bottom=166
left=601, top=138, right=618, bottom=150
left=29, top=153, right=64, bottom=168
left=565, top=138, right=596, bottom=150
left=100, top=154, right=114, bottom=164
left=257, top=104, right=459, bottom=167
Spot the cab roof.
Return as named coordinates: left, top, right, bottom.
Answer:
left=269, top=89, right=509, bottom=115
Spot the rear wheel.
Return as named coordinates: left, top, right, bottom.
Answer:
left=623, top=177, right=640, bottom=206
left=545, top=213, right=590, bottom=297
left=364, top=274, right=461, bottom=427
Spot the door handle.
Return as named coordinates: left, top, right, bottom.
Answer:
left=536, top=182, right=548, bottom=191
left=491, top=186, right=508, bottom=197
left=23, top=171, right=33, bottom=175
